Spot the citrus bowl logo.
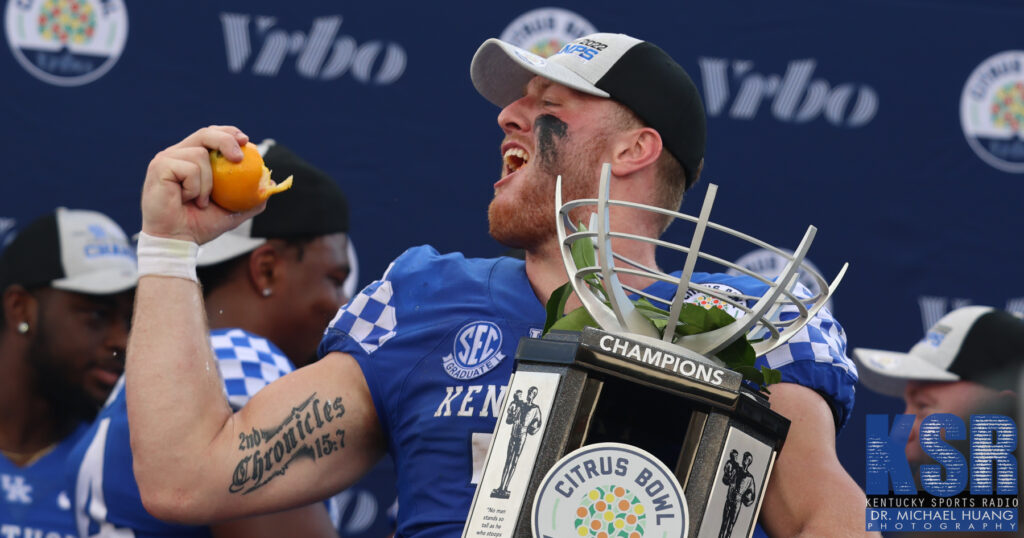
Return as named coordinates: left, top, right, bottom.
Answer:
left=960, top=50, right=1024, bottom=173
left=533, top=443, right=688, bottom=537
left=5, top=0, right=128, bottom=86
left=572, top=485, right=648, bottom=537
left=500, top=7, right=596, bottom=57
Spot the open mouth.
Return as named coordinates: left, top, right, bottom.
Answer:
left=503, top=147, right=530, bottom=175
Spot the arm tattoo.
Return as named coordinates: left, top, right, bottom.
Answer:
left=230, top=392, right=347, bottom=494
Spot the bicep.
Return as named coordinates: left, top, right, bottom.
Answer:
left=758, top=383, right=869, bottom=537
left=193, top=351, right=386, bottom=522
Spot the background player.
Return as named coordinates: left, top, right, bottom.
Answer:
left=0, top=208, right=136, bottom=538
left=853, top=306, right=1021, bottom=471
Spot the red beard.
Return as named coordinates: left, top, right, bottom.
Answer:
left=488, top=136, right=605, bottom=250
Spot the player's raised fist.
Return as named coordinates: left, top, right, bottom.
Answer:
left=140, top=126, right=265, bottom=245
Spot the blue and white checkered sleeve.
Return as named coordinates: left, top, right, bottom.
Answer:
left=755, top=286, right=859, bottom=429
left=761, top=299, right=856, bottom=379
left=211, top=328, right=295, bottom=410
left=323, top=279, right=398, bottom=356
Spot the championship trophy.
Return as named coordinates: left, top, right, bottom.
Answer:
left=463, top=164, right=846, bottom=538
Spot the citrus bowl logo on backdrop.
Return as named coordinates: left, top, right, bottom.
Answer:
left=960, top=50, right=1024, bottom=173
left=533, top=443, right=688, bottom=537
left=5, top=0, right=127, bottom=86
left=500, top=7, right=596, bottom=57
left=728, top=249, right=834, bottom=313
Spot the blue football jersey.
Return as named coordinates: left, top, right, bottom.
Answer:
left=319, top=245, right=858, bottom=537
left=66, top=328, right=295, bottom=537
left=1, top=424, right=86, bottom=538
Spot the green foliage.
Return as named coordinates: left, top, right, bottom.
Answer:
left=543, top=281, right=573, bottom=334
left=542, top=223, right=781, bottom=390
left=548, top=300, right=600, bottom=333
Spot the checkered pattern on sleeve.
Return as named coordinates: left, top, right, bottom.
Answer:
left=760, top=285, right=857, bottom=378
left=211, top=328, right=295, bottom=410
left=326, top=279, right=397, bottom=355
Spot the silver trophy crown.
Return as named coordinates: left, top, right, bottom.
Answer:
left=555, top=163, right=848, bottom=367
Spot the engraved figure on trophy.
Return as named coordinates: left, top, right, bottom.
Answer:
left=491, top=386, right=543, bottom=499
left=718, top=451, right=756, bottom=538
left=721, top=450, right=740, bottom=491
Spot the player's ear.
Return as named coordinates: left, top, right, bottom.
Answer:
left=247, top=243, right=280, bottom=296
left=2, top=285, right=37, bottom=334
left=610, top=127, right=662, bottom=177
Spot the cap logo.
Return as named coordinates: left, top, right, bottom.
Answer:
left=80, top=224, right=132, bottom=260
left=575, top=38, right=608, bottom=51
left=923, top=325, right=951, bottom=348
left=556, top=38, right=607, bottom=62
left=865, top=353, right=899, bottom=371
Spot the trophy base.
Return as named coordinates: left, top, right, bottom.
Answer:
left=462, top=329, right=790, bottom=538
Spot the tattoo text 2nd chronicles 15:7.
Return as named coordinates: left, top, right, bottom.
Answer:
left=231, top=393, right=347, bottom=494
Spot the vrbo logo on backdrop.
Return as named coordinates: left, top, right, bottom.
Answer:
left=698, top=58, right=879, bottom=127
left=0, top=218, right=16, bottom=251
left=219, top=13, right=406, bottom=84
left=920, top=296, right=1024, bottom=333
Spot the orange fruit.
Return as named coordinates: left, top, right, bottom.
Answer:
left=209, top=142, right=293, bottom=212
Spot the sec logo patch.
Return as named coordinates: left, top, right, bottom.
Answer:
left=442, top=321, right=507, bottom=380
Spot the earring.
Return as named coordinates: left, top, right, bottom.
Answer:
left=261, top=288, right=273, bottom=297
left=16, top=322, right=29, bottom=334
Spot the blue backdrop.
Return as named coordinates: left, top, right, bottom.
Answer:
left=4, top=1, right=1023, bottom=535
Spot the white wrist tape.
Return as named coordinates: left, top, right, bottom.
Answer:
left=136, top=232, right=199, bottom=283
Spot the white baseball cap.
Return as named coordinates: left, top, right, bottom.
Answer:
left=470, top=32, right=707, bottom=188
left=0, top=207, right=137, bottom=295
left=853, top=306, right=1024, bottom=397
